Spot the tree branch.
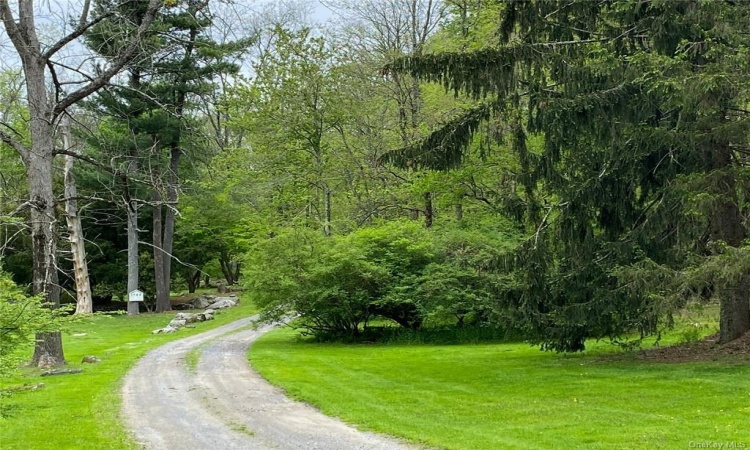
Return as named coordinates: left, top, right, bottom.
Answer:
left=0, top=120, right=25, bottom=140
left=17, top=1, right=41, bottom=58
left=48, top=59, right=97, bottom=85
left=79, top=0, right=92, bottom=28
left=53, top=0, right=164, bottom=118
left=42, top=10, right=114, bottom=61
left=53, top=149, right=127, bottom=182
left=47, top=61, right=62, bottom=104
left=0, top=1, right=26, bottom=53
left=0, top=129, right=29, bottom=159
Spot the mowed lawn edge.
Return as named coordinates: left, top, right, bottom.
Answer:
left=0, top=298, right=257, bottom=450
left=249, top=326, right=750, bottom=450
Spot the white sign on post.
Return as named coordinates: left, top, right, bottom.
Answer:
left=128, top=289, right=144, bottom=302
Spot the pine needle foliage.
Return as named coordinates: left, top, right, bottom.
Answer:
left=379, top=103, right=493, bottom=170
left=381, top=0, right=750, bottom=351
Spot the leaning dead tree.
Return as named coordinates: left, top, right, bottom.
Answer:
left=60, top=116, right=93, bottom=315
left=0, top=0, right=163, bottom=367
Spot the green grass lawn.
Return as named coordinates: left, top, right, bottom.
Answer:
left=250, top=318, right=750, bottom=449
left=0, top=296, right=256, bottom=450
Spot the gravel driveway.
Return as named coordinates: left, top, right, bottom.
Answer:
left=121, top=316, right=414, bottom=450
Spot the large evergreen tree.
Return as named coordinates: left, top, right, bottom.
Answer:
left=383, top=0, right=750, bottom=350
left=86, top=0, right=250, bottom=311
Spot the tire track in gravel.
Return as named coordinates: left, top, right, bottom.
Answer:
left=121, top=316, right=414, bottom=450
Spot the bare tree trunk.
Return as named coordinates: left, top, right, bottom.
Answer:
left=233, top=262, right=241, bottom=285
left=711, top=140, right=750, bottom=343
left=0, top=0, right=163, bottom=368
left=424, top=191, right=433, bottom=228
left=219, top=253, right=235, bottom=286
left=61, top=119, right=92, bottom=315
left=323, top=187, right=332, bottom=236
left=28, top=147, right=65, bottom=367
left=23, top=58, right=65, bottom=367
left=160, top=145, right=181, bottom=307
left=126, top=197, right=140, bottom=316
left=152, top=190, right=170, bottom=312
left=187, top=269, right=200, bottom=294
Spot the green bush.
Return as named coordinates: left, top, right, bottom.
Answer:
left=0, top=269, right=70, bottom=377
left=349, top=221, right=434, bottom=330
left=245, top=222, right=435, bottom=338
left=298, top=247, right=390, bottom=338
left=245, top=221, right=523, bottom=341
left=417, top=226, right=519, bottom=327
left=244, top=227, right=325, bottom=322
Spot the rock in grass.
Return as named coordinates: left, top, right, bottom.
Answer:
left=168, top=319, right=187, bottom=328
left=197, top=312, right=214, bottom=321
left=81, top=355, right=101, bottom=364
left=151, top=300, right=227, bottom=334
left=19, top=383, right=45, bottom=391
left=174, top=294, right=217, bottom=310
left=208, top=297, right=238, bottom=310
left=191, top=295, right=215, bottom=309
left=152, top=326, right=178, bottom=334
left=174, top=312, right=199, bottom=323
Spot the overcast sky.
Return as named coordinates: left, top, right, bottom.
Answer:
left=313, top=0, right=335, bottom=23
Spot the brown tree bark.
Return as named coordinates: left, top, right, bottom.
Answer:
left=16, top=37, right=66, bottom=367
left=0, top=0, right=163, bottom=367
left=161, top=145, right=182, bottom=303
left=187, top=269, right=201, bottom=294
left=710, top=140, right=750, bottom=343
left=424, top=191, right=434, bottom=228
left=219, top=253, right=235, bottom=286
left=152, top=189, right=171, bottom=313
left=233, top=262, right=241, bottom=286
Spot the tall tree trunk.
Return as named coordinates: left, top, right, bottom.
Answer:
left=233, top=262, right=241, bottom=286
left=711, top=140, right=750, bottom=343
left=156, top=18, right=196, bottom=301
left=219, top=253, right=234, bottom=286
left=160, top=146, right=181, bottom=309
left=323, top=187, right=332, bottom=236
left=126, top=72, right=142, bottom=316
left=126, top=198, right=140, bottom=316
left=24, top=59, right=65, bottom=366
left=28, top=146, right=65, bottom=367
left=61, top=119, right=93, bottom=315
left=187, top=269, right=200, bottom=294
left=152, top=190, right=170, bottom=312
left=424, top=191, right=433, bottom=228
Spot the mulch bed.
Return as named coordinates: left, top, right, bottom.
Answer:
left=625, top=331, right=750, bottom=363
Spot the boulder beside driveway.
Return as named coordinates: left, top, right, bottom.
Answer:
left=152, top=296, right=236, bottom=334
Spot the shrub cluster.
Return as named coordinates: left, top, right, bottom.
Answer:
left=244, top=221, right=521, bottom=341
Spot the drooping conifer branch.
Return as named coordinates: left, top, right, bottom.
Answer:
left=379, top=103, right=493, bottom=170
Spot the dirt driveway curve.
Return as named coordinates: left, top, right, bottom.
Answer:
left=122, top=316, right=413, bottom=450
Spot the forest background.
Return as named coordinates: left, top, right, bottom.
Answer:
left=1, top=0, right=748, bottom=371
